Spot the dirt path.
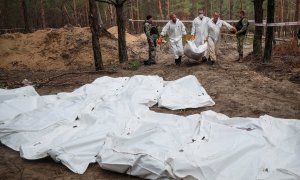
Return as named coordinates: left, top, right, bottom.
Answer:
left=0, top=32, right=299, bottom=179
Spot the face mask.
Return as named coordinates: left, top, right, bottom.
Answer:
left=199, top=14, right=204, bottom=18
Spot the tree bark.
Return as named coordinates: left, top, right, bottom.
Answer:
left=109, top=4, right=114, bottom=27
left=219, top=0, right=223, bottom=15
left=116, top=2, right=128, bottom=63
left=253, top=0, right=264, bottom=57
left=205, top=0, right=211, bottom=17
left=73, top=0, right=78, bottom=25
left=240, top=0, right=243, bottom=10
left=85, top=0, right=89, bottom=26
left=263, top=0, right=275, bottom=63
left=89, top=0, right=104, bottom=70
left=64, top=5, right=72, bottom=24
left=21, top=0, right=30, bottom=32
left=40, top=0, right=46, bottom=28
left=128, top=0, right=134, bottom=32
left=295, top=0, right=300, bottom=38
left=135, top=0, right=140, bottom=32
left=167, top=0, right=170, bottom=18
left=96, top=1, right=103, bottom=28
left=229, top=0, right=233, bottom=20
left=158, top=0, right=164, bottom=19
left=278, top=0, right=283, bottom=37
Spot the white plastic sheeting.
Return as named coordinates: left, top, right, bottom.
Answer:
left=0, top=75, right=299, bottom=180
left=184, top=41, right=207, bottom=61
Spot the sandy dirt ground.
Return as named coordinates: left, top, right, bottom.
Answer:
left=0, top=27, right=299, bottom=179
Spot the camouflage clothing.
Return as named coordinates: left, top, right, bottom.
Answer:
left=144, top=21, right=158, bottom=62
left=237, top=35, right=245, bottom=57
left=235, top=17, right=249, bottom=56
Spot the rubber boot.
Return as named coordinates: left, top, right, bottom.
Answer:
left=148, top=59, right=157, bottom=65
left=144, top=60, right=151, bottom=66
left=207, top=57, right=214, bottom=65
left=175, top=56, right=182, bottom=66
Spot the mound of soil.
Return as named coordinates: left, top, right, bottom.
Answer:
left=273, top=40, right=300, bottom=56
left=107, top=26, right=139, bottom=44
left=0, top=26, right=119, bottom=71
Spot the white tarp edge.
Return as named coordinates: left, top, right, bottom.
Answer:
left=0, top=75, right=299, bottom=180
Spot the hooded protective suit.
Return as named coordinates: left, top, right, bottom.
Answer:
left=191, top=16, right=210, bottom=46
left=207, top=18, right=234, bottom=62
left=191, top=15, right=210, bottom=59
left=161, top=18, right=187, bottom=59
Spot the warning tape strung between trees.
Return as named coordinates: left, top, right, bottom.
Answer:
left=255, top=21, right=300, bottom=27
left=129, top=19, right=300, bottom=27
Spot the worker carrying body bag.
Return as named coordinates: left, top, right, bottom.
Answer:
left=184, top=40, right=208, bottom=61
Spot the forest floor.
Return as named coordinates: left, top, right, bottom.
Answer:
left=0, top=26, right=299, bottom=179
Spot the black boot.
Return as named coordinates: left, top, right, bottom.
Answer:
left=207, top=57, right=215, bottom=65
left=144, top=60, right=151, bottom=66
left=202, top=56, right=208, bottom=62
left=148, top=59, right=157, bottom=65
left=175, top=56, right=182, bottom=66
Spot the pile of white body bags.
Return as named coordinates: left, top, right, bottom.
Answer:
left=0, top=75, right=299, bottom=180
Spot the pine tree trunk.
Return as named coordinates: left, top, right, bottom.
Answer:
left=128, top=0, right=134, bottom=32
left=88, top=0, right=104, bottom=70
left=136, top=0, right=140, bottom=32
left=73, top=0, right=78, bottom=25
left=158, top=0, right=164, bottom=19
left=191, top=0, right=197, bottom=17
left=295, top=0, right=300, bottom=38
left=205, top=0, right=211, bottom=17
left=219, top=0, right=223, bottom=15
left=40, top=0, right=46, bottom=28
left=116, top=3, right=128, bottom=63
left=278, top=0, right=283, bottom=37
left=167, top=0, right=170, bottom=18
left=85, top=0, right=89, bottom=26
left=229, top=0, right=233, bottom=20
left=96, top=1, right=103, bottom=28
left=2, top=0, right=9, bottom=28
left=109, top=5, right=114, bottom=27
left=253, top=0, right=264, bottom=57
left=21, top=0, right=30, bottom=32
left=263, top=0, right=275, bottom=63
left=240, top=0, right=243, bottom=10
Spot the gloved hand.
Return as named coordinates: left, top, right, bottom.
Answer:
left=157, top=36, right=162, bottom=45
left=230, top=27, right=237, bottom=34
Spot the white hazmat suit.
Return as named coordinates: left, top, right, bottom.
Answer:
left=161, top=18, right=187, bottom=59
left=191, top=15, right=210, bottom=59
left=191, top=16, right=210, bottom=46
left=207, top=18, right=234, bottom=62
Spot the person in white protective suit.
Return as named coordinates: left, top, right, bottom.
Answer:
left=191, top=9, right=210, bottom=61
left=191, top=9, right=209, bottom=46
left=160, top=13, right=187, bottom=66
left=207, top=11, right=236, bottom=65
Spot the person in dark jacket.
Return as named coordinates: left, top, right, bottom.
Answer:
left=235, top=10, right=249, bottom=63
left=143, top=15, right=159, bottom=66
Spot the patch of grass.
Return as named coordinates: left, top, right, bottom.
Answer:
left=106, top=63, right=118, bottom=72
left=0, top=82, right=7, bottom=89
left=123, top=60, right=141, bottom=71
